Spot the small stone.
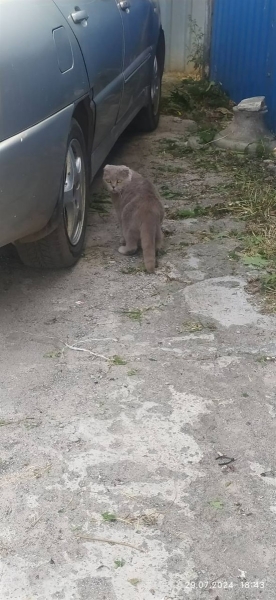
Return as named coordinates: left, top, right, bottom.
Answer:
left=266, top=163, right=276, bottom=173
left=187, top=136, right=201, bottom=150
left=237, top=96, right=266, bottom=112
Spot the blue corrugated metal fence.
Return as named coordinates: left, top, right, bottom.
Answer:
left=210, top=0, right=276, bottom=131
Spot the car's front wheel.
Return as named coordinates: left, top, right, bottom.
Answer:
left=16, top=119, right=88, bottom=268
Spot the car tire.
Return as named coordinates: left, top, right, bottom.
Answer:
left=16, top=119, right=88, bottom=269
left=134, top=54, right=162, bottom=132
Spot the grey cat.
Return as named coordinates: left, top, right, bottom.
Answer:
left=103, top=164, right=164, bottom=273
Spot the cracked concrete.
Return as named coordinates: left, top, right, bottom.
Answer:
left=0, top=116, right=276, bottom=599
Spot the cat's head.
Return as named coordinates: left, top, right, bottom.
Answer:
left=103, top=164, right=132, bottom=193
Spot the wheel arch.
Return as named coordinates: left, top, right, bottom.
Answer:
left=156, top=27, right=165, bottom=76
left=17, top=96, right=95, bottom=244
left=72, top=96, right=95, bottom=182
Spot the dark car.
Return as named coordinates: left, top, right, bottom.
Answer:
left=0, top=0, right=165, bottom=267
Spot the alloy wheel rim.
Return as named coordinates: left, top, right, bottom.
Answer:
left=151, top=56, right=160, bottom=116
left=63, top=138, right=86, bottom=246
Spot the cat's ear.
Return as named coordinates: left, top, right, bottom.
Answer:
left=121, top=166, right=130, bottom=176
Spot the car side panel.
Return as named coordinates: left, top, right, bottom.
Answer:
left=91, top=88, right=147, bottom=178
left=0, top=0, right=89, bottom=142
left=0, top=105, right=75, bottom=247
left=53, top=0, right=124, bottom=149
left=117, top=0, right=159, bottom=121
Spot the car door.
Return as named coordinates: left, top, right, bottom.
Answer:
left=117, top=0, right=154, bottom=121
left=54, top=0, right=124, bottom=148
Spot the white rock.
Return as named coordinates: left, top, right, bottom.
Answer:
left=237, top=96, right=266, bottom=112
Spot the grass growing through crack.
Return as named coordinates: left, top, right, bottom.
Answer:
left=121, top=305, right=161, bottom=323
left=112, top=355, right=127, bottom=366
left=102, top=512, right=117, bottom=522
left=44, top=349, right=62, bottom=359
left=180, top=320, right=217, bottom=333
left=102, top=510, right=160, bottom=528
left=121, top=308, right=143, bottom=322
left=121, top=265, right=145, bottom=275
left=114, top=559, right=125, bottom=568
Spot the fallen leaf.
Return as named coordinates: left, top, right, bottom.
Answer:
left=128, top=578, right=140, bottom=586
left=216, top=455, right=235, bottom=466
left=209, top=499, right=224, bottom=509
left=44, top=350, right=62, bottom=359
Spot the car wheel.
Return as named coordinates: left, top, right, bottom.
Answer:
left=16, top=119, right=88, bottom=268
left=134, top=54, right=161, bottom=132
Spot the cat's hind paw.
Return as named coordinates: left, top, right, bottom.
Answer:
left=118, top=245, right=127, bottom=255
left=118, top=245, right=138, bottom=255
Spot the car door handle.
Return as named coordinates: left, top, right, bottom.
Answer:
left=119, top=1, right=130, bottom=10
left=71, top=10, right=89, bottom=24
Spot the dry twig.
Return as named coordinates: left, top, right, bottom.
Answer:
left=64, top=343, right=109, bottom=361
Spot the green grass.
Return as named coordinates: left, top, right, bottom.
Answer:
left=121, top=265, right=145, bottom=275
left=89, top=190, right=111, bottom=215
left=153, top=164, right=185, bottom=174
left=161, top=77, right=233, bottom=127
left=102, top=512, right=117, bottom=522
left=161, top=138, right=276, bottom=266
left=114, top=559, right=125, bottom=568
left=112, top=355, right=127, bottom=366
left=158, top=138, right=191, bottom=158
left=180, top=320, right=217, bottom=332
left=262, top=273, right=276, bottom=292
left=160, top=184, right=183, bottom=200
left=167, top=206, right=209, bottom=220
left=121, top=308, right=143, bottom=322
left=127, top=369, right=138, bottom=376
left=160, top=76, right=276, bottom=309
left=44, top=350, right=62, bottom=359
left=197, top=125, right=219, bottom=144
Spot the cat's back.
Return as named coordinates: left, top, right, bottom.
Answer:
left=123, top=171, right=163, bottom=210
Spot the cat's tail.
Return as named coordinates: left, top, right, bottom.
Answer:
left=140, top=220, right=156, bottom=273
